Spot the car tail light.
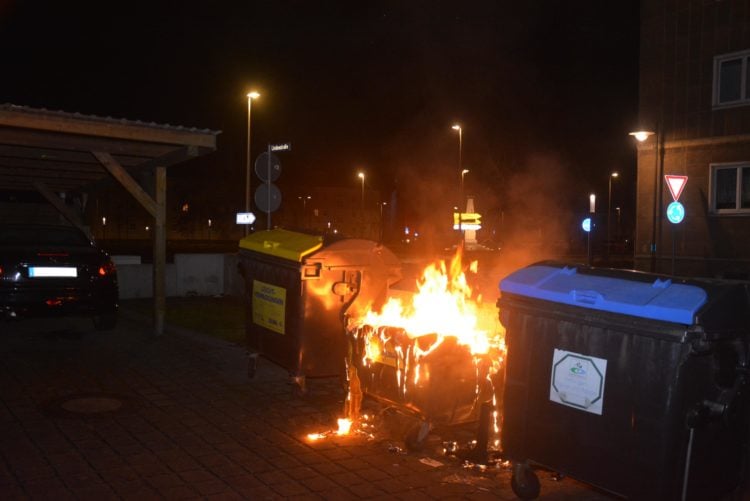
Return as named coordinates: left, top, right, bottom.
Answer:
left=98, top=261, right=116, bottom=277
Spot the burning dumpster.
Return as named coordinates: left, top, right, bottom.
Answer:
left=238, top=229, right=401, bottom=392
left=497, top=261, right=750, bottom=500
left=345, top=249, right=506, bottom=451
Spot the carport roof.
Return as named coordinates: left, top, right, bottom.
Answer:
left=0, top=103, right=220, bottom=192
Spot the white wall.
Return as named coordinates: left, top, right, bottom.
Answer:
left=116, top=253, right=243, bottom=298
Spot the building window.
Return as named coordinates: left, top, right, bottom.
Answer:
left=713, top=49, right=750, bottom=107
left=710, top=163, right=750, bottom=213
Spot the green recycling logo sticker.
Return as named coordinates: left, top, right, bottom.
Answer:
left=550, top=349, right=608, bottom=415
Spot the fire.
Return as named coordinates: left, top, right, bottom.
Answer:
left=355, top=247, right=505, bottom=356
left=311, top=247, right=506, bottom=452
left=343, top=247, right=506, bottom=451
left=336, top=418, right=353, bottom=435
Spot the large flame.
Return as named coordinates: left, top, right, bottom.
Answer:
left=354, top=247, right=504, bottom=356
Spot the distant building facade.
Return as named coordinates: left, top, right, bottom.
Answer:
left=635, top=0, right=750, bottom=278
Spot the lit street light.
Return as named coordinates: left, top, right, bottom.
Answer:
left=460, top=168, right=469, bottom=203
left=588, top=193, right=596, bottom=266
left=298, top=195, right=311, bottom=210
left=452, top=124, right=465, bottom=244
left=629, top=128, right=658, bottom=272
left=452, top=124, right=464, bottom=202
left=452, top=124, right=463, bottom=174
left=298, top=195, right=311, bottom=227
left=607, top=171, right=619, bottom=261
left=357, top=171, right=365, bottom=210
left=629, top=131, right=654, bottom=142
left=244, top=91, right=260, bottom=236
left=378, top=201, right=387, bottom=242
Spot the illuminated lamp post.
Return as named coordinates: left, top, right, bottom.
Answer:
left=245, top=91, right=260, bottom=236
left=378, top=201, right=387, bottom=242
left=588, top=193, right=596, bottom=266
left=629, top=129, right=658, bottom=272
left=452, top=124, right=464, bottom=245
left=452, top=124, right=464, bottom=203
left=298, top=195, right=311, bottom=227
left=607, top=171, right=619, bottom=261
left=357, top=172, right=365, bottom=210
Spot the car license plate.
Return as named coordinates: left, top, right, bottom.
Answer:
left=28, top=267, right=78, bottom=278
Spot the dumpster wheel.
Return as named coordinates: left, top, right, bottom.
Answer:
left=511, top=462, right=540, bottom=500
left=247, top=353, right=258, bottom=379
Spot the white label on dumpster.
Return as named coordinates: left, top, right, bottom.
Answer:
left=550, top=349, right=607, bottom=415
left=252, top=280, right=286, bottom=335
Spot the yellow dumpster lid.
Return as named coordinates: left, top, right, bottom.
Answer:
left=239, top=229, right=323, bottom=262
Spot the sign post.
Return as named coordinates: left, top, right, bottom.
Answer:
left=664, top=175, right=688, bottom=276
left=254, top=143, right=289, bottom=230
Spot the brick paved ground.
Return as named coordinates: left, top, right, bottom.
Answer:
left=0, top=309, right=616, bottom=500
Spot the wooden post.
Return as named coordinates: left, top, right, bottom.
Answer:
left=154, top=166, right=166, bottom=336
left=93, top=151, right=166, bottom=336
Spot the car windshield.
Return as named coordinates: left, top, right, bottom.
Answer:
left=0, top=226, right=91, bottom=247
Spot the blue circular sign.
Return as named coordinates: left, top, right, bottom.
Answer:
left=667, top=201, right=685, bottom=224
left=581, top=217, right=591, bottom=232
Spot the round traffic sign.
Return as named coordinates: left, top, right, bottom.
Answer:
left=254, top=183, right=282, bottom=212
left=666, top=201, right=685, bottom=224
left=254, top=152, right=281, bottom=182
left=582, top=217, right=591, bottom=233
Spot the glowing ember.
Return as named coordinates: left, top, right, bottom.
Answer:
left=336, top=418, right=353, bottom=435
left=305, top=414, right=376, bottom=442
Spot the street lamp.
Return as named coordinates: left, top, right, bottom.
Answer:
left=629, top=128, right=658, bottom=272
left=460, top=169, right=470, bottom=203
left=298, top=195, right=311, bottom=227
left=452, top=124, right=464, bottom=200
left=607, top=171, right=619, bottom=261
left=298, top=195, right=311, bottom=210
left=452, top=124, right=462, bottom=172
left=357, top=171, right=365, bottom=210
left=615, top=206, right=622, bottom=239
left=453, top=124, right=465, bottom=246
left=588, top=194, right=596, bottom=266
left=244, top=91, right=260, bottom=236
left=378, top=201, right=387, bottom=242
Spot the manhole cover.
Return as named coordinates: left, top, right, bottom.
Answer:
left=60, top=396, right=123, bottom=414
left=41, top=393, right=136, bottom=419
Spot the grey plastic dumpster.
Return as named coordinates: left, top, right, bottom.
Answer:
left=238, top=229, right=401, bottom=392
left=497, top=261, right=750, bottom=500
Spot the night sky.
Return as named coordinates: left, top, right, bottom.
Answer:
left=1, top=1, right=640, bottom=242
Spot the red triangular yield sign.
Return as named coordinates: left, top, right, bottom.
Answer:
left=665, top=175, right=688, bottom=201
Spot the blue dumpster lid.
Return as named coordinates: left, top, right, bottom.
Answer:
left=499, top=264, right=708, bottom=325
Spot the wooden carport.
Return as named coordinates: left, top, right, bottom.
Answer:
left=0, top=104, right=220, bottom=335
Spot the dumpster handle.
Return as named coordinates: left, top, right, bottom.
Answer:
left=572, top=289, right=602, bottom=306
left=681, top=427, right=695, bottom=501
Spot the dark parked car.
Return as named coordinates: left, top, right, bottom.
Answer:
left=0, top=224, right=118, bottom=329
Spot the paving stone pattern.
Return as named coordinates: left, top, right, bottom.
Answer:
left=0, top=310, right=615, bottom=500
